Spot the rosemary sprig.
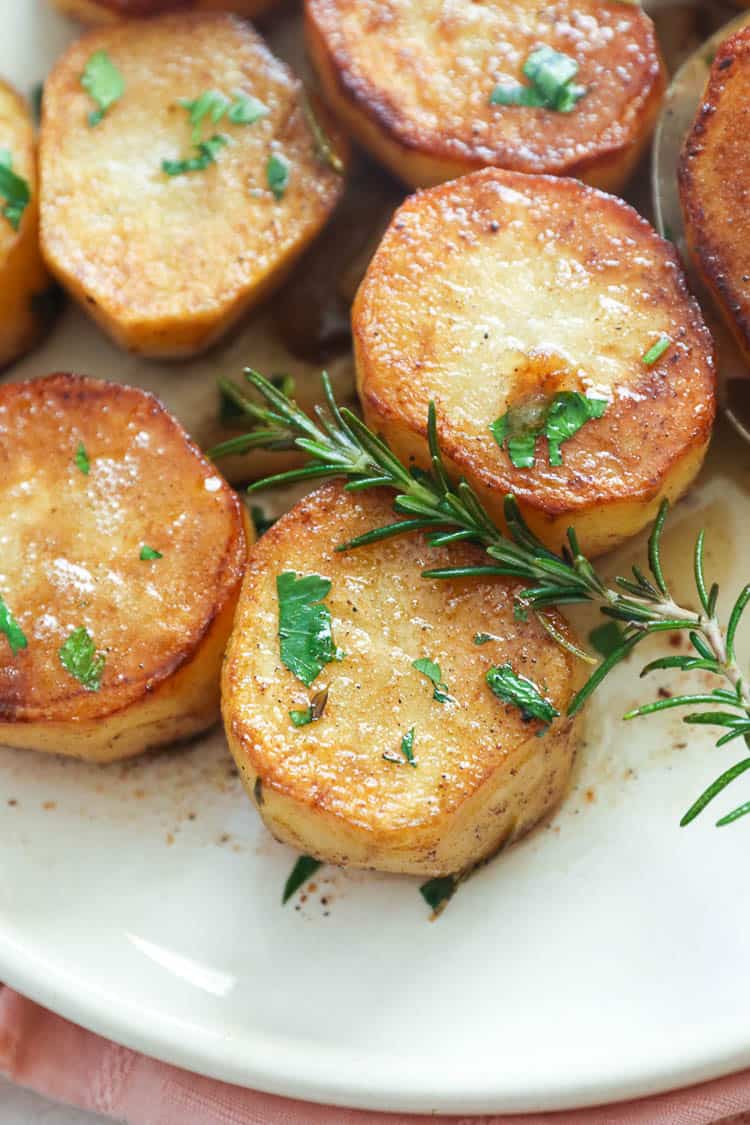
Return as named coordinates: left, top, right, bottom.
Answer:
left=210, top=370, right=750, bottom=827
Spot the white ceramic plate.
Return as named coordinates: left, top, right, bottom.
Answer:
left=3, top=2, right=750, bottom=1116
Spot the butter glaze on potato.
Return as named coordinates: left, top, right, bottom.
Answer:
left=0, top=374, right=249, bottom=762
left=354, top=169, right=716, bottom=558
left=305, top=0, right=665, bottom=190
left=51, top=0, right=279, bottom=22
left=680, top=25, right=750, bottom=365
left=40, top=14, right=348, bottom=357
left=0, top=80, right=53, bottom=369
left=222, top=482, right=580, bottom=877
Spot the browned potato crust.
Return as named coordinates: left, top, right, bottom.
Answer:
left=223, top=482, right=580, bottom=876
left=0, top=80, right=53, bottom=369
left=354, top=169, right=716, bottom=558
left=40, top=14, right=348, bottom=358
left=305, top=0, right=665, bottom=191
left=0, top=374, right=249, bottom=762
left=52, top=0, right=278, bottom=22
left=679, top=25, right=750, bottom=365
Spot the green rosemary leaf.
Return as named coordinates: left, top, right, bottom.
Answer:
left=569, top=633, right=644, bottom=717
left=74, top=442, right=90, bottom=476
left=419, top=874, right=457, bottom=915
left=642, top=335, right=671, bottom=366
left=647, top=499, right=670, bottom=596
left=337, top=518, right=437, bottom=552
left=266, top=153, right=290, bottom=199
left=247, top=464, right=344, bottom=493
left=681, top=758, right=750, bottom=826
left=716, top=727, right=750, bottom=748
left=0, top=595, right=27, bottom=656
left=694, top=529, right=710, bottom=614
left=682, top=712, right=749, bottom=727
left=162, top=134, right=227, bottom=176
left=283, top=855, right=322, bottom=904
left=490, top=46, right=585, bottom=114
left=277, top=571, right=343, bottom=687
left=423, top=565, right=513, bottom=580
left=0, top=150, right=30, bottom=231
left=639, top=654, right=720, bottom=677
left=486, top=663, right=558, bottom=725
left=537, top=612, right=595, bottom=663
left=299, top=89, right=343, bottom=173
left=588, top=621, right=624, bottom=659
left=81, top=50, right=124, bottom=127
left=727, top=584, right=750, bottom=663
left=59, top=627, right=105, bottom=692
left=139, top=545, right=163, bottom=561
left=716, top=799, right=750, bottom=826
left=624, top=693, right=740, bottom=719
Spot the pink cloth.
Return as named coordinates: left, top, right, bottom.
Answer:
left=1, top=987, right=749, bottom=1125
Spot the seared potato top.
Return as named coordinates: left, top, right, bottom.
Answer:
left=354, top=169, right=715, bottom=517
left=0, top=374, right=247, bottom=724
left=0, top=80, right=35, bottom=258
left=53, top=0, right=278, bottom=19
left=224, top=482, right=576, bottom=835
left=40, top=14, right=346, bottom=348
left=679, top=25, right=750, bottom=359
left=305, top=0, right=663, bottom=180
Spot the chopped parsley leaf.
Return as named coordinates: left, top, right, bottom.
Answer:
left=490, top=45, right=586, bottom=114
left=289, top=685, right=329, bottom=728
left=420, top=875, right=457, bottom=917
left=0, top=595, right=27, bottom=656
left=81, top=50, right=125, bottom=127
left=486, top=663, right=559, bottom=726
left=266, top=153, right=290, bottom=200
left=162, top=134, right=227, bottom=177
left=283, top=854, right=322, bottom=904
left=0, top=150, right=30, bottom=232
left=140, top=545, right=163, bottom=561
left=180, top=89, right=268, bottom=143
left=59, top=627, right=105, bottom=692
left=412, top=657, right=452, bottom=703
left=491, top=391, right=607, bottom=469
left=227, top=90, right=269, bottom=126
left=642, top=335, right=671, bottom=366
left=588, top=621, right=625, bottom=659
left=74, top=442, right=90, bottom=476
left=277, top=571, right=343, bottom=687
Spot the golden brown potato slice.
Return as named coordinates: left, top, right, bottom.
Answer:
left=0, top=80, right=54, bottom=369
left=679, top=25, right=750, bottom=365
left=223, top=482, right=580, bottom=877
left=40, top=14, right=348, bottom=358
left=305, top=0, right=665, bottom=191
left=354, top=169, right=716, bottom=559
left=51, top=0, right=278, bottom=22
left=0, top=373, right=250, bottom=762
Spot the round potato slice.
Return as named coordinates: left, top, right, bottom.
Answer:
left=305, top=0, right=665, bottom=191
left=354, top=169, right=716, bottom=558
left=0, top=373, right=250, bottom=762
left=223, top=482, right=580, bottom=877
left=51, top=0, right=278, bottom=22
left=0, top=80, right=54, bottom=369
left=679, top=25, right=750, bottom=366
left=40, top=13, right=348, bottom=358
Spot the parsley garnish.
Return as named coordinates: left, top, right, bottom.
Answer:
left=59, top=627, right=105, bottom=692
left=140, top=545, right=163, bottom=561
left=277, top=572, right=343, bottom=687
left=642, top=335, right=671, bottom=366
left=180, top=89, right=268, bottom=143
left=486, top=663, right=559, bottom=726
left=289, top=685, right=329, bottom=728
left=412, top=657, right=452, bottom=703
left=81, top=50, right=124, bottom=127
left=491, top=391, right=607, bottom=469
left=0, top=150, right=30, bottom=232
left=0, top=595, right=27, bottom=656
left=283, top=854, right=322, bottom=904
left=490, top=46, right=586, bottom=113
left=588, top=621, right=625, bottom=659
left=420, top=875, right=457, bottom=916
left=162, top=134, right=227, bottom=177
left=473, top=632, right=494, bottom=645
left=266, top=153, right=290, bottom=200
left=74, top=442, right=90, bottom=476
